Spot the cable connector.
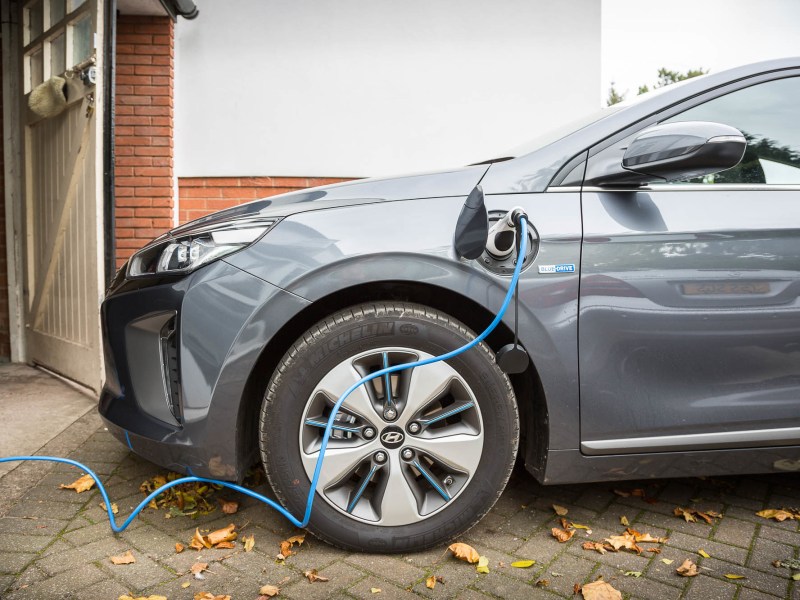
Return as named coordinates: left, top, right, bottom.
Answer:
left=485, top=206, right=528, bottom=260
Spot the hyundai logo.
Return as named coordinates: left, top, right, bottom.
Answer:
left=379, top=428, right=405, bottom=448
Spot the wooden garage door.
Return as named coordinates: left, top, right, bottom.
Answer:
left=22, top=0, right=104, bottom=392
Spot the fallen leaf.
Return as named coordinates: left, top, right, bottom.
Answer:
left=559, top=517, right=570, bottom=530
left=535, top=579, right=549, bottom=587
left=476, top=555, right=490, bottom=574
left=448, top=542, right=480, bottom=563
left=624, top=571, right=642, bottom=577
left=574, top=583, right=582, bottom=595
left=581, top=578, right=622, bottom=600
left=175, top=543, right=185, bottom=553
left=182, top=582, right=191, bottom=588
left=259, top=584, right=280, bottom=597
left=676, top=559, right=699, bottom=577
left=724, top=574, right=745, bottom=580
left=100, top=501, right=119, bottom=514
left=620, top=516, right=629, bottom=526
left=661, top=558, right=674, bottom=565
left=243, top=534, right=255, bottom=552
left=552, top=527, right=575, bottom=543
left=674, top=507, right=722, bottom=524
left=605, top=534, right=641, bottom=554
left=193, top=594, right=231, bottom=600
left=756, top=509, right=797, bottom=522
left=511, top=560, right=536, bottom=568
left=279, top=534, right=305, bottom=557
left=206, top=523, right=237, bottom=545
left=698, top=549, right=710, bottom=558
left=214, top=541, right=235, bottom=549
left=59, top=474, right=95, bottom=493
left=582, top=541, right=609, bottom=555
left=370, top=588, right=381, bottom=594
left=775, top=558, right=800, bottom=569
left=674, top=507, right=697, bottom=523
left=647, top=547, right=662, bottom=554
left=426, top=575, right=436, bottom=589
left=218, top=499, right=239, bottom=514
left=190, top=528, right=211, bottom=550
left=303, top=569, right=329, bottom=583
left=571, top=523, right=591, bottom=530
left=190, top=562, right=208, bottom=575
left=792, top=573, right=800, bottom=581
left=110, top=550, right=136, bottom=565
left=553, top=504, right=569, bottom=516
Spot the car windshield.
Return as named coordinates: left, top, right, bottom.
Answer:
left=505, top=76, right=705, bottom=158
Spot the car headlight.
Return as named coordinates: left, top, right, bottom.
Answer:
left=127, top=217, right=279, bottom=277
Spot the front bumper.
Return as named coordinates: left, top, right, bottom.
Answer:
left=100, top=259, right=310, bottom=481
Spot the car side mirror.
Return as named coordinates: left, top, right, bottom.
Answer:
left=594, top=121, right=747, bottom=187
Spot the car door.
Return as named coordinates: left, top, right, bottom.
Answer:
left=579, top=74, right=800, bottom=455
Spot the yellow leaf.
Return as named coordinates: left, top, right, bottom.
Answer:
left=620, top=516, right=629, bottom=526
left=476, top=555, right=489, bottom=574
left=571, top=523, right=591, bottom=530
left=259, top=584, right=280, bottom=597
left=580, top=579, right=622, bottom=600
left=724, top=574, right=745, bottom=580
left=243, top=534, right=255, bottom=552
left=448, top=542, right=480, bottom=563
left=676, top=559, right=699, bottom=577
left=511, top=560, right=536, bottom=568
left=109, top=550, right=136, bottom=565
left=661, top=558, right=674, bottom=565
left=182, top=582, right=191, bottom=589
left=426, top=575, right=436, bottom=589
left=552, top=504, right=569, bottom=516
left=698, top=549, right=710, bottom=558
left=624, top=571, right=642, bottom=577
left=100, top=501, right=119, bottom=515
left=370, top=588, right=381, bottom=593
left=551, top=527, right=575, bottom=543
left=59, top=474, right=95, bottom=494
left=756, top=509, right=796, bottom=522
left=792, top=573, right=800, bottom=581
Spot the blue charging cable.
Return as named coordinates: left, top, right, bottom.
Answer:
left=0, top=218, right=528, bottom=532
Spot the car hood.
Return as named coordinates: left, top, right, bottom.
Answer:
left=170, top=164, right=489, bottom=236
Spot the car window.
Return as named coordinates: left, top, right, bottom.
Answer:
left=664, top=76, right=800, bottom=184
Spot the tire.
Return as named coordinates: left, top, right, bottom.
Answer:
left=259, top=302, right=519, bottom=552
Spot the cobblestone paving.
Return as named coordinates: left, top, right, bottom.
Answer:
left=1, top=412, right=798, bottom=599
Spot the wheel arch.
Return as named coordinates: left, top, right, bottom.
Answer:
left=237, top=280, right=549, bottom=481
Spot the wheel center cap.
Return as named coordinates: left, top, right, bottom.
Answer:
left=379, top=426, right=405, bottom=449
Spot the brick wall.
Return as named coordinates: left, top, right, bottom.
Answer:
left=0, top=51, right=9, bottom=361
left=178, top=176, right=352, bottom=224
left=114, top=15, right=174, bottom=268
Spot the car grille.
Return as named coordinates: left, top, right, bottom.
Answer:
left=160, top=317, right=183, bottom=423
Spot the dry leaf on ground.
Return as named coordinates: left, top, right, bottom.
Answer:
left=674, top=507, right=721, bottom=524
left=476, top=556, right=490, bottom=574
left=206, top=524, right=237, bottom=545
left=620, top=515, right=629, bottom=526
left=448, top=542, right=480, bottom=563
left=551, top=527, right=575, bottom=543
left=259, top=584, right=280, bottom=597
left=581, top=578, right=622, bottom=600
left=756, top=508, right=799, bottom=522
left=190, top=562, right=208, bottom=575
left=698, top=549, right=710, bottom=558
left=59, top=474, right=95, bottom=493
left=182, top=582, right=191, bottom=588
left=190, top=528, right=211, bottom=550
left=193, top=594, right=230, bottom=600
left=214, top=541, right=235, bottom=549
left=676, top=559, right=699, bottom=577
left=426, top=575, right=437, bottom=589
left=279, top=534, right=306, bottom=558
left=243, top=534, right=255, bottom=552
left=218, top=499, right=239, bottom=514
left=582, top=541, right=609, bottom=555
left=175, top=542, right=185, bottom=553
left=109, top=550, right=136, bottom=565
left=552, top=504, right=569, bottom=516
left=303, top=569, right=329, bottom=582
left=661, top=558, right=674, bottom=565
left=724, top=574, right=745, bottom=579
left=100, top=501, right=119, bottom=514
left=536, top=579, right=549, bottom=587
left=370, top=588, right=381, bottom=593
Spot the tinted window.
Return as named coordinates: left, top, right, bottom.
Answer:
left=666, top=77, right=800, bottom=184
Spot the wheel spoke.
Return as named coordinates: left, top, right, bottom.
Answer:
left=374, top=453, right=423, bottom=526
left=397, top=361, right=457, bottom=426
left=316, top=360, right=382, bottom=424
left=410, top=432, right=484, bottom=474
left=301, top=441, right=380, bottom=490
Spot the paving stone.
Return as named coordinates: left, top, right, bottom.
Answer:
left=218, top=546, right=293, bottom=580
left=638, top=509, right=718, bottom=536
left=345, top=552, right=427, bottom=586
left=574, top=487, right=614, bottom=513
left=282, top=561, right=366, bottom=599
left=146, top=562, right=263, bottom=599
left=348, top=575, right=420, bottom=599
left=3, top=563, right=106, bottom=600
left=80, top=577, right=131, bottom=599
left=748, top=536, right=796, bottom=574
left=641, top=543, right=691, bottom=591
left=36, top=536, right=128, bottom=576
left=0, top=552, right=37, bottom=575
left=594, top=563, right=683, bottom=600
left=61, top=520, right=116, bottom=546
left=701, top=556, right=790, bottom=598
left=684, top=574, right=738, bottom=600
left=503, top=506, right=554, bottom=539
left=5, top=499, right=85, bottom=521
left=470, top=571, right=558, bottom=599
left=0, top=533, right=52, bottom=554
left=97, top=549, right=174, bottom=591
left=515, top=533, right=574, bottom=567
left=663, top=531, right=749, bottom=565
left=542, top=552, right=597, bottom=596
left=409, top=560, right=483, bottom=598
left=118, top=522, right=184, bottom=560
left=462, top=511, right=527, bottom=553
left=738, top=587, right=786, bottom=600
left=0, top=516, right=65, bottom=536
left=713, top=516, right=757, bottom=548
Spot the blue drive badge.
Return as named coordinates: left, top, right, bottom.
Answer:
left=538, top=264, right=576, bottom=274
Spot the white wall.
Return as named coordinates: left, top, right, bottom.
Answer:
left=175, top=0, right=600, bottom=178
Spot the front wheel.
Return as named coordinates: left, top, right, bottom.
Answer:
left=259, top=302, right=519, bottom=552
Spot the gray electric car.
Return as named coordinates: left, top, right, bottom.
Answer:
left=101, top=58, right=800, bottom=552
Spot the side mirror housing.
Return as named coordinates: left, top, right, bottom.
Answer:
left=594, top=121, right=747, bottom=187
